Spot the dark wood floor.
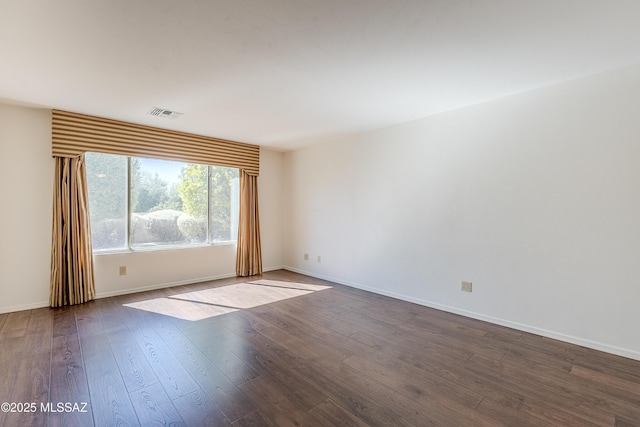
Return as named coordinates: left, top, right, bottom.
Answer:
left=1, top=270, right=640, bottom=426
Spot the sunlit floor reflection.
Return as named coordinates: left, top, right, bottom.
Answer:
left=123, top=280, right=331, bottom=321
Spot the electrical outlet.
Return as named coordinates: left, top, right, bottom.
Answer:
left=119, top=266, right=127, bottom=276
left=461, top=281, right=472, bottom=292
left=317, top=255, right=321, bottom=263
left=304, top=253, right=309, bottom=261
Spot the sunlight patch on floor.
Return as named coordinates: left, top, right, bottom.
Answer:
left=123, top=297, right=238, bottom=321
left=247, top=279, right=331, bottom=292
left=123, top=280, right=331, bottom=321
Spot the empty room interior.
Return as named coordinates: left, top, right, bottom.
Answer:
left=2, top=1, right=640, bottom=426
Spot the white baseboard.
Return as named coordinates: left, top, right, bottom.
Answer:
left=96, top=265, right=286, bottom=300
left=0, top=300, right=50, bottom=314
left=95, top=272, right=237, bottom=299
left=283, top=266, right=640, bottom=362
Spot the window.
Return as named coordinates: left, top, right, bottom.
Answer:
left=85, top=153, right=128, bottom=250
left=85, top=152, right=239, bottom=251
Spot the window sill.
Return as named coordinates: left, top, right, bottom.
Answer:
left=93, top=241, right=237, bottom=256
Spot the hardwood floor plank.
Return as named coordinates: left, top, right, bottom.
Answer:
left=287, top=304, right=362, bottom=337
left=467, top=351, right=620, bottom=425
left=81, top=333, right=140, bottom=426
left=153, top=321, right=256, bottom=423
left=239, top=376, right=317, bottom=427
left=231, top=410, right=270, bottom=427
left=404, top=315, right=574, bottom=372
left=519, top=397, right=608, bottom=427
left=309, top=360, right=456, bottom=426
left=172, top=389, right=231, bottom=426
left=343, top=354, right=500, bottom=427
left=184, top=331, right=260, bottom=386
left=26, top=307, right=53, bottom=336
left=216, top=330, right=329, bottom=412
left=52, top=306, right=78, bottom=337
left=0, top=334, right=35, bottom=427
left=171, top=314, right=228, bottom=339
left=307, top=398, right=371, bottom=427
left=570, top=364, right=640, bottom=396
left=222, top=323, right=444, bottom=426
left=279, top=290, right=395, bottom=339
left=391, top=339, right=523, bottom=409
left=348, top=330, right=400, bottom=353
left=567, top=364, right=640, bottom=421
left=320, top=307, right=408, bottom=345
left=244, top=303, right=331, bottom=341
left=256, top=323, right=353, bottom=362
left=0, top=335, right=15, bottom=426
left=49, top=333, right=94, bottom=427
left=75, top=302, right=106, bottom=339
left=615, top=414, right=640, bottom=427
left=2, top=359, right=49, bottom=427
left=322, top=330, right=379, bottom=357
left=476, top=397, right=556, bottom=427
left=520, top=333, right=640, bottom=382
left=115, top=293, right=201, bottom=401
left=217, top=310, right=270, bottom=335
left=0, top=312, right=7, bottom=331
left=106, top=329, right=159, bottom=393
left=129, top=382, right=185, bottom=426
left=0, top=310, right=31, bottom=338
left=94, top=297, right=129, bottom=334
left=1, top=309, right=52, bottom=427
left=128, top=323, right=200, bottom=400
left=330, top=324, right=521, bottom=424
left=391, top=326, right=477, bottom=362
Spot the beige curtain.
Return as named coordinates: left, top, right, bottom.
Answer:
left=50, top=154, right=96, bottom=307
left=236, top=170, right=262, bottom=276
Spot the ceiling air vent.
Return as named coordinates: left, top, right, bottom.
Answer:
left=147, top=107, right=183, bottom=119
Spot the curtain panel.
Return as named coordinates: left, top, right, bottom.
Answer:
left=50, top=155, right=96, bottom=307
left=236, top=170, right=263, bottom=276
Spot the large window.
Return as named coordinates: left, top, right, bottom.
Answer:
left=85, top=153, right=239, bottom=251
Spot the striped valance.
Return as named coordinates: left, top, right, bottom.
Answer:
left=52, top=110, right=260, bottom=176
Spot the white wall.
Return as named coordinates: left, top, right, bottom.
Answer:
left=0, top=104, right=53, bottom=312
left=283, top=63, right=640, bottom=360
left=0, top=103, right=284, bottom=309
left=259, top=148, right=285, bottom=270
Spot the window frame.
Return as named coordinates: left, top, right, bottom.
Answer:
left=87, top=153, right=239, bottom=254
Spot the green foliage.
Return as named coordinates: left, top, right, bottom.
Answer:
left=209, top=166, right=238, bottom=241
left=177, top=164, right=208, bottom=219
left=177, top=164, right=238, bottom=241
left=85, top=153, right=128, bottom=249
left=132, top=172, right=183, bottom=212
left=86, top=153, right=238, bottom=248
left=177, top=213, right=207, bottom=243
left=131, top=210, right=184, bottom=244
left=85, top=152, right=127, bottom=220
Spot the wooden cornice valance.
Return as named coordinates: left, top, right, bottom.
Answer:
left=52, top=110, right=260, bottom=176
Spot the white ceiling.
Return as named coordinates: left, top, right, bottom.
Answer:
left=2, top=1, right=640, bottom=150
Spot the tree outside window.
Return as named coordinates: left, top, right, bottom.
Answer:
left=85, top=152, right=239, bottom=251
